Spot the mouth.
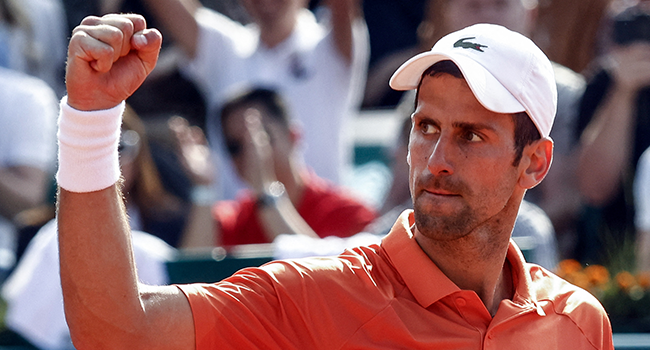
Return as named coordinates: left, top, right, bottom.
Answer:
left=424, top=188, right=459, bottom=197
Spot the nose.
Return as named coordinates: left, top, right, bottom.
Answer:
left=427, top=134, right=455, bottom=176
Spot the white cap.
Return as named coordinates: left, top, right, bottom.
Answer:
left=390, top=23, right=557, bottom=138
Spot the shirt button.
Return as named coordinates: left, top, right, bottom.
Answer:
left=456, top=297, right=467, bottom=307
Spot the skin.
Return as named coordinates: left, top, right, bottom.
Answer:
left=422, top=0, right=583, bottom=247
left=408, top=74, right=552, bottom=314
left=58, top=13, right=551, bottom=347
left=59, top=14, right=196, bottom=349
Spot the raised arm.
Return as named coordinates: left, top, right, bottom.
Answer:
left=326, top=0, right=363, bottom=64
left=577, top=43, right=650, bottom=205
left=140, top=0, right=202, bottom=58
left=57, top=14, right=195, bottom=349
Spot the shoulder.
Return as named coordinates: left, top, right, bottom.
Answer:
left=224, top=244, right=397, bottom=302
left=529, top=264, right=605, bottom=313
left=527, top=265, right=612, bottom=343
left=181, top=244, right=397, bottom=316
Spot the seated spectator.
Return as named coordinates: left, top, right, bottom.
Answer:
left=0, top=67, right=57, bottom=280
left=121, top=105, right=190, bottom=248
left=575, top=2, right=650, bottom=263
left=0, top=0, right=67, bottom=96
left=141, top=0, right=370, bottom=196
left=177, top=87, right=377, bottom=247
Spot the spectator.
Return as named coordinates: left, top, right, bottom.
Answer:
left=575, top=1, right=650, bottom=263
left=120, top=105, right=190, bottom=247
left=141, top=0, right=370, bottom=198
left=530, top=0, right=612, bottom=74
left=175, top=87, right=377, bottom=247
left=0, top=0, right=67, bottom=96
left=56, top=17, right=613, bottom=349
left=0, top=67, right=57, bottom=280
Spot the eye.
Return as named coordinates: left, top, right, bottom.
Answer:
left=461, top=130, right=482, bottom=142
left=419, top=122, right=439, bottom=135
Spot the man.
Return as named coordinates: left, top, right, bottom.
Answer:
left=176, top=87, right=377, bottom=247
left=371, top=0, right=585, bottom=259
left=141, top=0, right=369, bottom=195
left=57, top=14, right=613, bottom=349
left=576, top=2, right=650, bottom=262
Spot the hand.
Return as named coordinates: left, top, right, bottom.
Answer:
left=168, top=116, right=215, bottom=186
left=242, top=109, right=277, bottom=194
left=605, top=42, right=650, bottom=93
left=65, top=14, right=162, bottom=111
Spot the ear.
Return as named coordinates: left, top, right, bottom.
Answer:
left=518, top=137, right=553, bottom=189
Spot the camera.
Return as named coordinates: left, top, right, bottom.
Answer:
left=613, top=5, right=650, bottom=45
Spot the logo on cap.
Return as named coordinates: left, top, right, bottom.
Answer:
left=453, top=37, right=487, bottom=52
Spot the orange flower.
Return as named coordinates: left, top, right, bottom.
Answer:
left=557, top=259, right=582, bottom=276
left=584, top=265, right=610, bottom=286
left=637, top=271, right=650, bottom=289
left=570, top=271, right=592, bottom=290
left=616, top=271, right=636, bottom=290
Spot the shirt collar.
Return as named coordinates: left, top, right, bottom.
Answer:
left=381, top=210, right=460, bottom=307
left=382, top=210, right=538, bottom=308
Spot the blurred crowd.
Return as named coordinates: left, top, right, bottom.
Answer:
left=0, top=0, right=650, bottom=347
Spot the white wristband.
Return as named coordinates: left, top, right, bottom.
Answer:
left=56, top=96, right=125, bottom=193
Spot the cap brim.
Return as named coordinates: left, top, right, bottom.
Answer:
left=389, top=51, right=526, bottom=115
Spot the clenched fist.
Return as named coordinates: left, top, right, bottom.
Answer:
left=65, top=14, right=162, bottom=111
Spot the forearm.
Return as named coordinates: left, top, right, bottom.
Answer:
left=0, top=166, right=48, bottom=219
left=140, top=0, right=200, bottom=57
left=326, top=0, right=362, bottom=64
left=258, top=196, right=318, bottom=242
left=180, top=203, right=217, bottom=248
left=577, top=86, right=636, bottom=205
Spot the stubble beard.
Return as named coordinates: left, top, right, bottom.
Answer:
left=411, top=174, right=481, bottom=241
left=413, top=196, right=478, bottom=241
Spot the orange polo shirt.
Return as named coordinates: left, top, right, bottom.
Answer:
left=177, top=210, right=613, bottom=349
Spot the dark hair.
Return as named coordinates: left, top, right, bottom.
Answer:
left=414, top=60, right=540, bottom=166
left=219, top=87, right=291, bottom=130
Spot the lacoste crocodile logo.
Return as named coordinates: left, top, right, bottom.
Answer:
left=453, top=37, right=488, bottom=52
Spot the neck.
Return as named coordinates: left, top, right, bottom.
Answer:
left=414, top=194, right=522, bottom=315
left=259, top=14, right=297, bottom=48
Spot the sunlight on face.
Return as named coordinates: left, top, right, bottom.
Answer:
left=408, top=74, right=520, bottom=241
